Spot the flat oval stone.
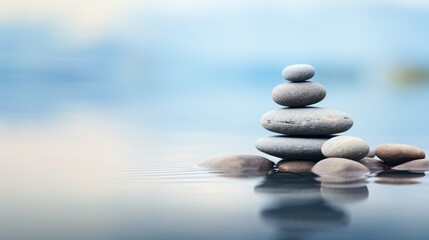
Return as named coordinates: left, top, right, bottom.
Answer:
left=282, top=64, right=315, bottom=82
left=272, top=82, right=326, bottom=107
left=321, top=136, right=370, bottom=160
left=392, top=159, right=429, bottom=173
left=260, top=108, right=353, bottom=135
left=375, top=144, right=425, bottom=166
left=198, top=154, right=274, bottom=171
left=255, top=136, right=331, bottom=160
left=358, top=157, right=389, bottom=173
left=311, top=158, right=370, bottom=181
left=277, top=160, right=316, bottom=173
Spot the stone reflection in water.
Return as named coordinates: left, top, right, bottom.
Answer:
left=256, top=172, right=370, bottom=239
left=255, top=172, right=321, bottom=201
left=375, top=170, right=426, bottom=185
left=210, top=169, right=274, bottom=178
left=321, top=181, right=369, bottom=204
left=261, top=199, right=347, bottom=240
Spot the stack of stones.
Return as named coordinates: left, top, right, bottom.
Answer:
left=198, top=64, right=429, bottom=179
left=255, top=64, right=354, bottom=169
left=255, top=64, right=429, bottom=179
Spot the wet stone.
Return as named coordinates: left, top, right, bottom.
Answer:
left=366, top=148, right=376, bottom=158
left=277, top=160, right=316, bottom=173
left=272, top=82, right=326, bottom=107
left=311, top=158, right=370, bottom=182
left=375, top=144, right=425, bottom=166
left=282, top=64, right=315, bottom=82
left=255, top=136, right=331, bottom=160
left=198, top=154, right=274, bottom=171
left=358, top=157, right=389, bottom=173
left=260, top=108, right=353, bottom=136
left=321, top=136, right=370, bottom=160
left=392, top=159, right=429, bottom=173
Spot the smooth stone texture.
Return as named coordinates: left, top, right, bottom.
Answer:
left=282, top=64, right=315, bottom=82
left=260, top=108, right=353, bottom=135
left=366, top=148, right=376, bottom=158
left=255, top=136, right=331, bottom=160
left=321, top=136, right=370, bottom=160
left=277, top=160, right=316, bottom=173
left=198, top=154, right=274, bottom=171
left=392, top=159, right=429, bottom=173
left=272, top=82, right=326, bottom=107
left=358, top=157, right=389, bottom=173
left=311, top=158, right=370, bottom=182
left=375, top=144, right=426, bottom=166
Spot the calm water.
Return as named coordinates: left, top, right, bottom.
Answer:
left=2, top=118, right=429, bottom=240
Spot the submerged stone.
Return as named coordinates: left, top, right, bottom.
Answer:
left=392, top=159, right=429, bottom=173
left=198, top=154, right=274, bottom=171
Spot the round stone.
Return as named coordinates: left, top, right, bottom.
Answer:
left=198, top=154, right=274, bottom=171
left=277, top=160, right=316, bottom=173
left=366, top=148, right=376, bottom=158
left=255, top=136, right=331, bottom=160
left=260, top=108, right=353, bottom=135
left=375, top=144, right=425, bottom=166
left=358, top=157, right=389, bottom=172
left=272, top=82, right=326, bottom=107
left=321, top=136, right=370, bottom=160
left=311, top=158, right=370, bottom=182
left=282, top=64, right=315, bottom=82
left=392, top=159, right=429, bottom=173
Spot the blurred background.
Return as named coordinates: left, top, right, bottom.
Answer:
left=1, top=1, right=429, bottom=239
left=2, top=0, right=429, bottom=184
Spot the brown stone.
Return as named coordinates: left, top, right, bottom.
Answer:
left=375, top=144, right=425, bottom=166
left=277, top=160, right=316, bottom=173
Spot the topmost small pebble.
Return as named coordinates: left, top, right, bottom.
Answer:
left=282, top=64, right=315, bottom=82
